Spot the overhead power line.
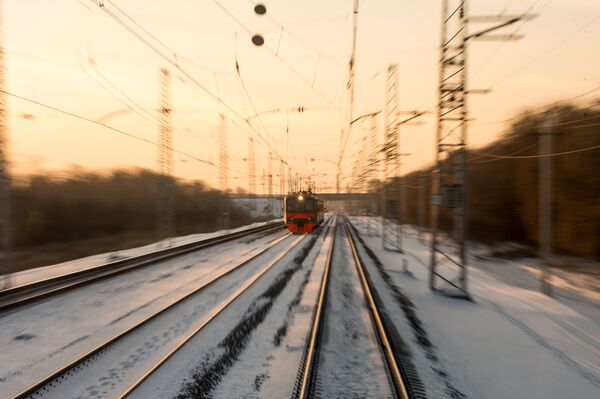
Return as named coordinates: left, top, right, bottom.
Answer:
left=84, top=61, right=220, bottom=143
left=490, top=12, right=600, bottom=89
left=234, top=55, right=276, bottom=146
left=471, top=0, right=551, bottom=79
left=210, top=0, right=332, bottom=104
left=470, top=141, right=538, bottom=163
left=91, top=0, right=284, bottom=161
left=2, top=89, right=216, bottom=167
left=474, top=84, right=600, bottom=127
left=83, top=66, right=160, bottom=126
left=244, top=0, right=343, bottom=67
left=477, top=141, right=600, bottom=160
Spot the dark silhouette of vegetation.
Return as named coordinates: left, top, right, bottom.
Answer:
left=10, top=169, right=254, bottom=269
left=395, top=101, right=600, bottom=260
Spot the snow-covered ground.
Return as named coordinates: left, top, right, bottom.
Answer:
left=3, top=214, right=598, bottom=398
left=0, top=219, right=282, bottom=290
left=349, top=216, right=600, bottom=399
left=313, top=222, right=393, bottom=398
left=0, top=228, right=289, bottom=398
left=128, top=225, right=323, bottom=399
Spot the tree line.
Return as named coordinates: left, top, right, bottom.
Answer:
left=10, top=169, right=252, bottom=250
left=393, top=100, right=600, bottom=260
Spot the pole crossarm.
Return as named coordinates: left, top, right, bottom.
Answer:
left=466, top=14, right=537, bottom=41
left=467, top=14, right=537, bottom=23
left=351, top=110, right=382, bottom=125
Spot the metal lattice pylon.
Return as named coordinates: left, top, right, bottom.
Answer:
left=429, top=0, right=534, bottom=297
left=381, top=64, right=402, bottom=252
left=430, top=0, right=469, bottom=295
left=157, top=68, right=174, bottom=247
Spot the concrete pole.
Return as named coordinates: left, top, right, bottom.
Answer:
left=539, top=111, right=554, bottom=296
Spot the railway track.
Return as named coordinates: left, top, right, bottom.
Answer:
left=9, top=228, right=305, bottom=399
left=294, top=217, right=411, bottom=399
left=0, top=221, right=284, bottom=313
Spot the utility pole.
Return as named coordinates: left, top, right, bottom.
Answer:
left=429, top=0, right=534, bottom=296
left=268, top=151, right=273, bottom=215
left=400, top=175, right=408, bottom=234
left=280, top=159, right=284, bottom=195
left=418, top=172, right=427, bottom=243
left=248, top=137, right=256, bottom=210
left=217, top=114, right=229, bottom=229
left=217, top=113, right=228, bottom=193
left=539, top=111, right=554, bottom=296
left=0, top=0, right=12, bottom=289
left=382, top=64, right=402, bottom=252
left=360, top=136, right=369, bottom=192
left=157, top=68, right=174, bottom=247
left=360, top=135, right=369, bottom=227
left=368, top=114, right=379, bottom=236
left=279, top=158, right=284, bottom=216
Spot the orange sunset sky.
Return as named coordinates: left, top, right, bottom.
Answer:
left=4, top=0, right=600, bottom=191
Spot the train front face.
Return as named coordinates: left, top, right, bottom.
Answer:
left=285, top=194, right=317, bottom=234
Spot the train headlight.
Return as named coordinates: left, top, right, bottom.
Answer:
left=298, top=195, right=304, bottom=200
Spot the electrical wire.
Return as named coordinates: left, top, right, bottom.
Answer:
left=2, top=89, right=216, bottom=167
left=84, top=62, right=217, bottom=141
left=245, top=0, right=343, bottom=67
left=91, top=1, right=284, bottom=161
left=83, top=67, right=160, bottom=126
left=210, top=0, right=332, bottom=104
left=414, top=0, right=578, bottom=124
left=233, top=40, right=277, bottom=145
left=103, top=0, right=174, bottom=58
left=470, top=141, right=538, bottom=163
left=476, top=141, right=600, bottom=160
left=474, top=85, right=600, bottom=127
left=490, top=12, right=600, bottom=89
left=471, top=0, right=551, bottom=79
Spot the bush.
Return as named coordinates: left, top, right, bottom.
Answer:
left=10, top=169, right=251, bottom=249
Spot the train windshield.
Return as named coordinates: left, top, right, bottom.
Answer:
left=286, top=197, right=314, bottom=212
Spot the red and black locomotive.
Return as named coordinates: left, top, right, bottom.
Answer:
left=284, top=191, right=325, bottom=234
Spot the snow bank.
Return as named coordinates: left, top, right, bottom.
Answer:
left=1, top=219, right=282, bottom=290
left=349, top=217, right=600, bottom=399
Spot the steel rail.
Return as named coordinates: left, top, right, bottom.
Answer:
left=0, top=221, right=284, bottom=312
left=117, top=233, right=308, bottom=398
left=295, top=217, right=410, bottom=399
left=295, top=216, right=337, bottom=399
left=344, top=221, right=410, bottom=399
left=10, top=230, right=294, bottom=399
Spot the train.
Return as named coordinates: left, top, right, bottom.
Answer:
left=284, top=191, right=325, bottom=234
